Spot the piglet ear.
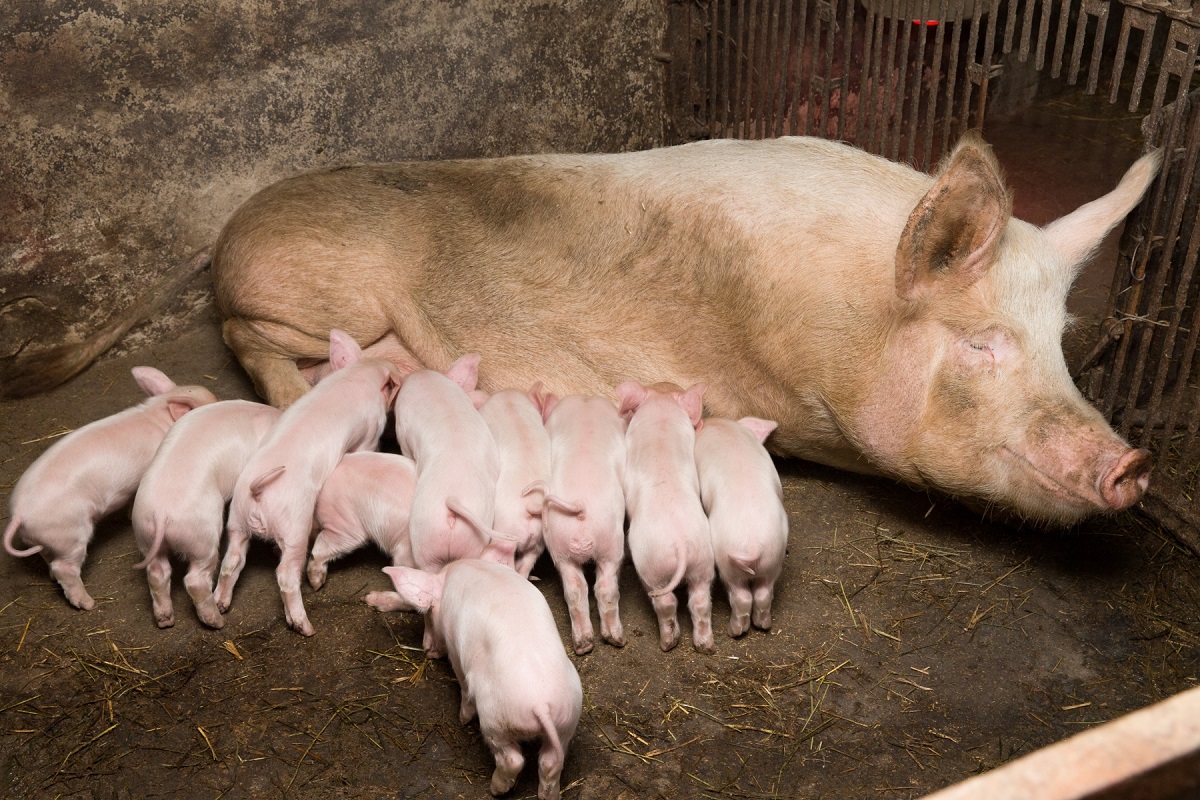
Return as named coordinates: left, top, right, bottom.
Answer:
left=445, top=353, right=481, bottom=393
left=737, top=416, right=778, bottom=445
left=382, top=566, right=441, bottom=612
left=541, top=393, right=560, bottom=423
left=166, top=395, right=209, bottom=422
left=382, top=367, right=403, bottom=406
left=481, top=536, right=517, bottom=569
left=132, top=367, right=176, bottom=397
left=678, top=383, right=707, bottom=428
left=329, top=330, right=362, bottom=370
left=616, top=381, right=647, bottom=417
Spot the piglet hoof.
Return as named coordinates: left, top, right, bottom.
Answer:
left=490, top=772, right=518, bottom=797
left=573, top=636, right=594, bottom=656
left=729, top=614, right=750, bottom=638
left=306, top=564, right=327, bottom=591
left=602, top=631, right=627, bottom=648
left=156, top=614, right=176, bottom=629
left=286, top=615, right=316, bottom=637
left=200, top=611, right=226, bottom=630
left=658, top=628, right=680, bottom=653
left=751, top=611, right=772, bottom=631
left=68, top=593, right=97, bottom=611
left=693, top=636, right=716, bottom=655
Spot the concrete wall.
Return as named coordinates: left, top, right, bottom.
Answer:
left=1, top=0, right=666, bottom=359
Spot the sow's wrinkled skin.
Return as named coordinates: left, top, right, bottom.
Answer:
left=211, top=135, right=1160, bottom=525
left=307, top=451, right=417, bottom=590
left=619, top=381, right=715, bottom=654
left=537, top=393, right=628, bottom=655
left=4, top=368, right=217, bottom=609
left=476, top=387, right=552, bottom=577
left=131, top=399, right=280, bottom=629
left=218, top=330, right=401, bottom=636
left=383, top=543, right=583, bottom=800
left=694, top=416, right=789, bottom=637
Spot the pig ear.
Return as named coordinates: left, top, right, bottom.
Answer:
left=1043, top=148, right=1161, bottom=271
left=895, top=132, right=1012, bottom=301
left=541, top=393, right=559, bottom=423
left=132, top=367, right=177, bottom=397
left=482, top=536, right=517, bottom=569
left=329, top=330, right=362, bottom=370
left=737, top=416, right=778, bottom=444
left=527, top=381, right=545, bottom=412
left=469, top=389, right=489, bottom=410
left=445, top=353, right=481, bottom=393
left=382, top=368, right=403, bottom=406
left=382, top=566, right=441, bottom=612
left=166, top=395, right=209, bottom=422
left=677, top=383, right=706, bottom=428
left=616, top=381, right=648, bottom=417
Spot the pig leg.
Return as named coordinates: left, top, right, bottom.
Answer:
left=458, top=687, right=477, bottom=725
left=723, top=573, right=754, bottom=637
left=46, top=539, right=95, bottom=610
left=594, top=557, right=625, bottom=647
left=307, top=526, right=367, bottom=590
left=184, top=550, right=225, bottom=629
left=484, top=732, right=525, bottom=797
left=215, top=526, right=251, bottom=612
left=751, top=581, right=775, bottom=630
left=687, top=578, right=716, bottom=654
left=221, top=319, right=315, bottom=408
left=556, top=559, right=595, bottom=655
left=649, top=590, right=681, bottom=652
left=515, top=541, right=544, bottom=579
left=537, top=738, right=566, bottom=800
left=145, top=554, right=175, bottom=628
left=276, top=541, right=314, bottom=636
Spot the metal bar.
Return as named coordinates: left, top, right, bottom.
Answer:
left=1019, top=0, right=1037, bottom=62
left=865, top=1, right=890, bottom=148
left=1036, top=0, right=1054, bottom=71
left=1110, top=5, right=1159, bottom=110
left=922, top=0, right=948, bottom=167
left=940, top=0, right=966, bottom=157
left=974, top=0, right=1002, bottom=131
left=890, top=0, right=915, bottom=159
left=773, top=0, right=794, bottom=137
left=763, top=0, right=783, bottom=138
left=958, top=0, right=985, bottom=137
left=1003, top=0, right=1020, bottom=54
left=836, top=0, right=856, bottom=141
left=905, top=0, right=932, bottom=165
left=817, top=0, right=838, bottom=137
left=1052, top=0, right=1072, bottom=78
left=721, top=0, right=734, bottom=136
left=1152, top=17, right=1200, bottom=117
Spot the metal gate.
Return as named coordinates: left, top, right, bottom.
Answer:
left=664, top=0, right=1200, bottom=547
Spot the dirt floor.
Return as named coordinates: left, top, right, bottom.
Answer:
left=3, top=80, right=1199, bottom=800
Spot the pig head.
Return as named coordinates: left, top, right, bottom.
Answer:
left=201, top=134, right=1159, bottom=525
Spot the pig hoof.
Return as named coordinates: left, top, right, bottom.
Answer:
left=659, top=634, right=679, bottom=652
left=306, top=566, right=326, bottom=591
left=751, top=614, right=772, bottom=631
left=729, top=615, right=750, bottom=637
left=156, top=615, right=176, bottom=629
left=70, top=594, right=97, bottom=611
left=289, top=619, right=316, bottom=637
left=573, top=637, right=594, bottom=656
left=603, top=632, right=627, bottom=648
left=694, top=638, right=716, bottom=655
left=202, top=613, right=226, bottom=630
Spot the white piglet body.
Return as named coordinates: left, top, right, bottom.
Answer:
left=4, top=367, right=217, bottom=609
left=478, top=388, right=552, bottom=577
left=384, top=552, right=582, bottom=800
left=218, top=330, right=401, bottom=636
left=694, top=417, right=789, bottom=636
left=307, top=451, right=418, bottom=590
left=131, top=399, right=280, bottom=628
left=539, top=394, right=628, bottom=654
left=618, top=381, right=715, bottom=654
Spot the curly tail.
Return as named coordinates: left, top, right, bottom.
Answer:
left=4, top=516, right=41, bottom=557
left=647, top=541, right=687, bottom=599
left=0, top=248, right=211, bottom=399
left=133, top=517, right=168, bottom=570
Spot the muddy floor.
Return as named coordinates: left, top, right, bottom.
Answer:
left=3, top=78, right=1198, bottom=800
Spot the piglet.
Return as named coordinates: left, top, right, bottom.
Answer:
left=383, top=541, right=582, bottom=800
left=694, top=416, right=789, bottom=636
left=618, top=380, right=715, bottom=653
left=130, top=399, right=280, bottom=628
left=4, top=367, right=217, bottom=609
left=533, top=393, right=627, bottom=655
left=477, top=386, right=552, bottom=577
left=218, top=330, right=401, bottom=636
left=307, top=451, right=417, bottom=590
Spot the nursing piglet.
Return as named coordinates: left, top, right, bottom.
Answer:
left=131, top=399, right=280, bottom=628
left=364, top=354, right=501, bottom=622
left=477, top=386, right=552, bottom=577
left=694, top=417, right=788, bottom=636
left=218, top=330, right=401, bottom=636
left=307, top=451, right=417, bottom=590
left=618, top=381, right=715, bottom=653
left=383, top=542, right=582, bottom=800
left=4, top=367, right=217, bottom=609
left=536, top=393, right=627, bottom=654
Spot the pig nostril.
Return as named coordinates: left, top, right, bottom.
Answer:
left=1100, top=448, right=1152, bottom=511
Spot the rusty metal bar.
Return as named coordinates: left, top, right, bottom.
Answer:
left=836, top=0, right=855, bottom=140
left=1019, top=0, right=1037, bottom=62
left=889, top=0, right=915, bottom=159
left=1152, top=16, right=1200, bottom=116
left=1052, top=0, right=1071, bottom=78
left=1036, top=0, right=1054, bottom=70
left=940, top=0, right=966, bottom=157
left=905, top=0, right=932, bottom=165
left=1111, top=3, right=1161, bottom=111
left=922, top=3, right=948, bottom=166
left=958, top=1, right=985, bottom=138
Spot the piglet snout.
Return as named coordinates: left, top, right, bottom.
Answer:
left=1098, top=448, right=1152, bottom=511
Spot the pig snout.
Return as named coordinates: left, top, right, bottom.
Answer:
left=1097, top=447, right=1152, bottom=512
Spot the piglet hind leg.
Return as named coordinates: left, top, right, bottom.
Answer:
left=215, top=526, right=251, bottom=612
left=594, top=557, right=625, bottom=647
left=307, top=527, right=365, bottom=590
left=144, top=554, right=175, bottom=628
left=47, top=540, right=96, bottom=611
left=751, top=582, right=775, bottom=630
left=537, top=737, right=566, bottom=800
left=557, top=560, right=595, bottom=655
left=184, top=550, right=225, bottom=629
left=687, top=579, right=716, bottom=654
left=724, top=578, right=754, bottom=638
left=649, top=590, right=681, bottom=652
left=484, top=732, right=525, bottom=797
left=276, top=542, right=315, bottom=636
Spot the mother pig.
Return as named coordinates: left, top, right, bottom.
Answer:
left=17, top=134, right=1162, bottom=524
